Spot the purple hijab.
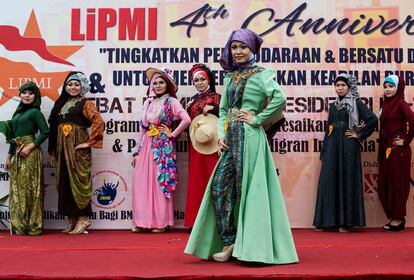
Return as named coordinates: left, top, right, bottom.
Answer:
left=219, top=29, right=263, bottom=72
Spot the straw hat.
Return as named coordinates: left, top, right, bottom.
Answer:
left=146, top=67, right=178, bottom=94
left=189, top=113, right=218, bottom=155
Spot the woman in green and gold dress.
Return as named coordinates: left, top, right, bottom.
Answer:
left=49, top=72, right=104, bottom=235
left=1, top=82, right=49, bottom=235
left=185, top=29, right=298, bottom=264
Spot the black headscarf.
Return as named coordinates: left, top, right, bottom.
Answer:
left=48, top=71, right=86, bottom=154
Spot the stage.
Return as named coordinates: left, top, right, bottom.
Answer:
left=0, top=229, right=413, bottom=279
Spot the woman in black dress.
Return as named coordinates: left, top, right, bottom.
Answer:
left=313, top=74, right=377, bottom=232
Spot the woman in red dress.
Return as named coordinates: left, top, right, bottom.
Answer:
left=184, top=64, right=221, bottom=228
left=378, top=75, right=414, bottom=232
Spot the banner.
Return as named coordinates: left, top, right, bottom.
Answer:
left=1, top=0, right=413, bottom=229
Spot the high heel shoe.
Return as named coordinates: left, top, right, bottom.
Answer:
left=384, top=218, right=405, bottom=232
left=62, top=218, right=76, bottom=233
left=69, top=216, right=91, bottom=235
left=213, top=244, right=234, bottom=262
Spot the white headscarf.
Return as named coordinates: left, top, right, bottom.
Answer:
left=66, top=73, right=90, bottom=96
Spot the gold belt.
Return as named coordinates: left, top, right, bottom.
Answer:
left=11, top=135, right=35, bottom=153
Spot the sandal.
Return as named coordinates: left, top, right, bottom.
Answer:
left=151, top=228, right=165, bottom=233
left=131, top=226, right=143, bottom=233
left=69, top=216, right=91, bottom=235
left=62, top=218, right=77, bottom=233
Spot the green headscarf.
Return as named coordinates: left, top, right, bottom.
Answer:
left=13, top=81, right=42, bottom=117
left=0, top=82, right=41, bottom=143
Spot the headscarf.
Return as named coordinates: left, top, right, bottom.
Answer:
left=189, top=63, right=216, bottom=93
left=383, top=75, right=398, bottom=88
left=334, top=73, right=365, bottom=132
left=380, top=75, right=405, bottom=124
left=192, top=70, right=209, bottom=81
left=0, top=82, right=41, bottom=142
left=146, top=67, right=177, bottom=99
left=219, top=28, right=263, bottom=72
left=65, top=72, right=91, bottom=96
left=334, top=76, right=350, bottom=88
left=48, top=71, right=89, bottom=154
left=13, top=81, right=42, bottom=117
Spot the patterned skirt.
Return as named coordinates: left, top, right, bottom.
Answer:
left=56, top=123, right=92, bottom=217
left=9, top=135, right=44, bottom=235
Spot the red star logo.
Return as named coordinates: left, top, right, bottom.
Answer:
left=0, top=10, right=83, bottom=105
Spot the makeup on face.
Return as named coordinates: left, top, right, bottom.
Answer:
left=193, top=74, right=209, bottom=92
left=335, top=81, right=349, bottom=97
left=231, top=41, right=252, bottom=64
left=66, top=80, right=82, bottom=97
left=153, top=77, right=167, bottom=95
left=20, top=90, right=35, bottom=105
left=383, top=82, right=397, bottom=98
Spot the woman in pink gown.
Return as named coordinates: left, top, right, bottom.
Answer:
left=131, top=67, right=190, bottom=233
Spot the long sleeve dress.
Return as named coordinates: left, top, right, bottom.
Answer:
left=185, top=65, right=298, bottom=264
left=8, top=108, right=49, bottom=235
left=313, top=100, right=377, bottom=229
left=378, top=100, right=414, bottom=220
left=132, top=94, right=190, bottom=229
left=54, top=98, right=104, bottom=218
left=184, top=90, right=221, bottom=227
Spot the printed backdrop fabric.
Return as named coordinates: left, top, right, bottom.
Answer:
left=0, top=0, right=413, bottom=229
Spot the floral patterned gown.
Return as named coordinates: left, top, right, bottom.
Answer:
left=132, top=94, right=190, bottom=228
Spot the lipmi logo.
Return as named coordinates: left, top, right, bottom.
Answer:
left=71, top=8, right=157, bottom=40
left=0, top=11, right=82, bottom=107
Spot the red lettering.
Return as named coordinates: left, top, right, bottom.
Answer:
left=119, top=8, right=145, bottom=40
left=71, top=9, right=84, bottom=40
left=71, top=8, right=157, bottom=41
left=86, top=8, right=95, bottom=40
left=98, top=8, right=117, bottom=40
left=148, top=8, right=157, bottom=40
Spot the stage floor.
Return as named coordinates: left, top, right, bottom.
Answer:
left=0, top=229, right=413, bottom=279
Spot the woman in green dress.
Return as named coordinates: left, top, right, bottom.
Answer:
left=49, top=72, right=104, bottom=235
left=184, top=29, right=298, bottom=264
left=2, top=82, right=49, bottom=235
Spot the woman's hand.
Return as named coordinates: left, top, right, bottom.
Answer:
left=394, top=137, right=404, bottom=146
left=218, top=138, right=229, bottom=156
left=345, top=130, right=357, bottom=139
left=203, top=105, right=214, bottom=116
left=19, top=143, right=36, bottom=158
left=49, top=154, right=57, bottom=168
left=131, top=156, right=137, bottom=168
left=4, top=156, right=12, bottom=171
left=238, top=110, right=254, bottom=124
left=159, top=124, right=172, bottom=138
left=75, top=142, right=90, bottom=150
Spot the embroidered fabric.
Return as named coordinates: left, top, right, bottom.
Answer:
left=59, top=97, right=83, bottom=118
